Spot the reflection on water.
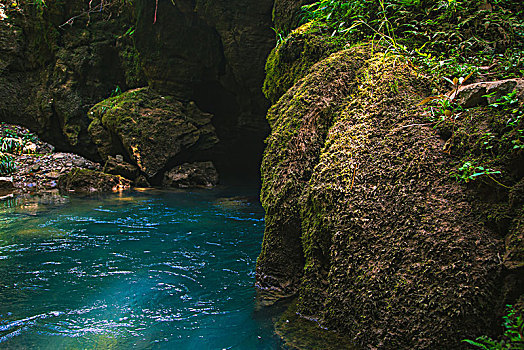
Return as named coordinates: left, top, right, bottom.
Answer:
left=0, top=187, right=282, bottom=349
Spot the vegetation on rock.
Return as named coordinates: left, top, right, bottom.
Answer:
left=259, top=0, right=524, bottom=348
left=58, top=168, right=131, bottom=194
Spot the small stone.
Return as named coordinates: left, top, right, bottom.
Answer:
left=115, top=154, right=124, bottom=162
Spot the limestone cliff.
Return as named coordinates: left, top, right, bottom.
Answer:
left=0, top=0, right=141, bottom=158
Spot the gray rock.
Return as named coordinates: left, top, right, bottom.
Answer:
left=163, top=161, right=219, bottom=188
left=103, top=156, right=140, bottom=181
left=450, top=78, right=524, bottom=108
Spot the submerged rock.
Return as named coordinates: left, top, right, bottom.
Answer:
left=88, top=87, right=219, bottom=179
left=58, top=168, right=131, bottom=194
left=163, top=161, right=219, bottom=189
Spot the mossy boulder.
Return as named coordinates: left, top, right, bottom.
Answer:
left=256, top=47, right=522, bottom=348
left=58, top=168, right=131, bottom=194
left=88, top=87, right=219, bottom=179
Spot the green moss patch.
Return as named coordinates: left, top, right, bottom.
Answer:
left=263, top=23, right=346, bottom=105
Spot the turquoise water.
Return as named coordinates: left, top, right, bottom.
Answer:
left=0, top=188, right=283, bottom=349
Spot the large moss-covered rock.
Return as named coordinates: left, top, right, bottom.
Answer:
left=256, top=47, right=369, bottom=298
left=256, top=47, right=520, bottom=348
left=88, top=87, right=218, bottom=179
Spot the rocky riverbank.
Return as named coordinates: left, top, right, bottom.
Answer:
left=0, top=123, right=221, bottom=198
left=0, top=123, right=127, bottom=197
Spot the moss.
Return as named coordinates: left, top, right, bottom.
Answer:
left=429, top=90, right=524, bottom=275
left=262, top=23, right=346, bottom=105
left=259, top=47, right=517, bottom=348
left=117, top=31, right=146, bottom=89
left=58, top=168, right=131, bottom=194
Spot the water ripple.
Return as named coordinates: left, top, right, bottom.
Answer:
left=0, top=189, right=282, bottom=349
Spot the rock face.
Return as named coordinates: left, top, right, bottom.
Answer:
left=257, top=48, right=369, bottom=298
left=134, top=0, right=275, bottom=173
left=0, top=1, right=143, bottom=158
left=263, top=24, right=345, bottom=105
left=1, top=0, right=277, bottom=177
left=58, top=168, right=131, bottom=194
left=450, top=78, right=524, bottom=108
left=0, top=177, right=15, bottom=194
left=256, top=46, right=516, bottom=349
left=103, top=155, right=140, bottom=181
left=88, top=87, right=218, bottom=180
left=272, top=0, right=316, bottom=33
left=163, top=161, right=219, bottom=189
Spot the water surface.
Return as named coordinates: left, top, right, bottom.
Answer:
left=0, top=187, right=282, bottom=349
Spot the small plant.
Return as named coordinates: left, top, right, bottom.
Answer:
left=109, top=85, right=122, bottom=98
left=0, top=137, right=25, bottom=154
left=419, top=72, right=473, bottom=122
left=123, top=26, right=135, bottom=37
left=453, top=161, right=501, bottom=183
left=33, top=0, right=46, bottom=9
left=479, top=132, right=496, bottom=151
left=271, top=27, right=289, bottom=46
left=0, top=151, right=16, bottom=175
left=463, top=304, right=524, bottom=349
